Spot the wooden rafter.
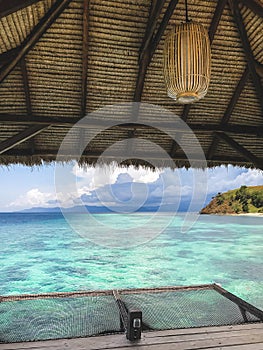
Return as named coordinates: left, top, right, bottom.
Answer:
left=239, top=0, right=263, bottom=17
left=215, top=132, right=263, bottom=169
left=230, top=0, right=263, bottom=113
left=206, top=66, right=250, bottom=160
left=80, top=0, right=90, bottom=118
left=0, top=0, right=42, bottom=19
left=0, top=0, right=72, bottom=84
left=77, top=0, right=90, bottom=155
left=0, top=125, right=49, bottom=155
left=209, top=0, right=228, bottom=42
left=0, top=47, right=20, bottom=67
left=134, top=0, right=179, bottom=102
left=139, top=0, right=166, bottom=62
left=255, top=61, right=263, bottom=78
left=170, top=0, right=227, bottom=158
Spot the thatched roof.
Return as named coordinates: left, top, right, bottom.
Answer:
left=0, top=0, right=262, bottom=168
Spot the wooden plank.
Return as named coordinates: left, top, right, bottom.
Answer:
left=0, top=125, right=49, bottom=155
left=1, top=324, right=262, bottom=350
left=146, top=323, right=263, bottom=338
left=0, top=0, right=72, bottom=84
left=215, top=132, right=263, bottom=169
left=212, top=345, right=263, bottom=350
left=0, top=0, right=42, bottom=19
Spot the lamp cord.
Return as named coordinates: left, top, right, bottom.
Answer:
left=185, top=0, right=190, bottom=22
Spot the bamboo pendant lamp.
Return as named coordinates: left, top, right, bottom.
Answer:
left=163, top=21, right=211, bottom=104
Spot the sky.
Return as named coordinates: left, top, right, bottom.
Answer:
left=0, top=163, right=262, bottom=213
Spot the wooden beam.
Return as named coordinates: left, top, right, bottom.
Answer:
left=230, top=0, right=263, bottom=113
left=0, top=0, right=72, bottom=84
left=206, top=66, right=250, bottom=160
left=134, top=0, right=179, bottom=102
left=0, top=0, right=42, bottom=19
left=206, top=138, right=220, bottom=161
left=80, top=0, right=90, bottom=117
left=181, top=105, right=191, bottom=122
left=220, top=65, right=250, bottom=125
left=0, top=125, right=49, bottom=155
left=139, top=0, right=166, bottom=62
left=255, top=61, right=263, bottom=78
left=0, top=47, right=20, bottom=67
left=148, top=0, right=179, bottom=61
left=215, top=132, right=263, bottom=169
left=239, top=0, right=263, bottom=17
left=0, top=114, right=263, bottom=136
left=209, top=0, right=228, bottom=42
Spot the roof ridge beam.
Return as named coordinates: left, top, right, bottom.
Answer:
left=0, top=0, right=72, bottom=84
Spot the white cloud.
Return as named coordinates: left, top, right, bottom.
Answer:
left=7, top=188, right=57, bottom=210
left=73, top=164, right=161, bottom=192
left=207, top=167, right=263, bottom=194
left=5, top=165, right=263, bottom=212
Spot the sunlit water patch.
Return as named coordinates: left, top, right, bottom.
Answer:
left=0, top=213, right=262, bottom=309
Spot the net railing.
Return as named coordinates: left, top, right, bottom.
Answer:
left=0, top=284, right=262, bottom=343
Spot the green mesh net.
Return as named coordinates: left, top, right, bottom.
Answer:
left=0, top=285, right=262, bottom=344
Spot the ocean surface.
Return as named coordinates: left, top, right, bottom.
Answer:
left=0, top=212, right=262, bottom=309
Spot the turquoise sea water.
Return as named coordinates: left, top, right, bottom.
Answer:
left=0, top=213, right=262, bottom=309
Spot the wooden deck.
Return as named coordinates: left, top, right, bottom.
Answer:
left=1, top=323, right=262, bottom=350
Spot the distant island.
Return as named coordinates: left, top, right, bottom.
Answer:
left=201, top=185, right=263, bottom=215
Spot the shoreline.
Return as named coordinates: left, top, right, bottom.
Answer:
left=201, top=212, right=263, bottom=217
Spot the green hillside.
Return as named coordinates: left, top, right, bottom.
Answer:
left=201, top=185, right=263, bottom=215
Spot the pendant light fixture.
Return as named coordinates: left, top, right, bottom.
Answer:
left=163, top=0, right=211, bottom=104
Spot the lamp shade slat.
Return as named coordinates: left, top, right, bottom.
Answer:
left=163, top=21, right=211, bottom=104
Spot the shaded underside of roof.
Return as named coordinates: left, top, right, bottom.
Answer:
left=0, top=0, right=262, bottom=169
